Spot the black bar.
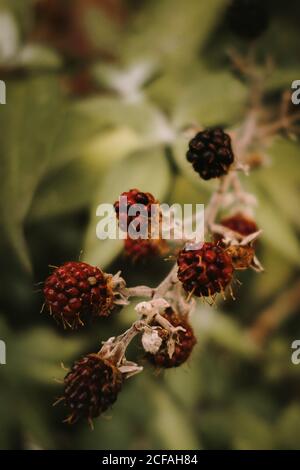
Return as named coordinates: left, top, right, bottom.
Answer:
left=0, top=450, right=298, bottom=465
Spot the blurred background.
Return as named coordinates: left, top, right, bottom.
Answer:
left=0, top=0, right=300, bottom=450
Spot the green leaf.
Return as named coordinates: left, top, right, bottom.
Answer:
left=265, top=67, right=300, bottom=92
left=92, top=60, right=159, bottom=99
left=0, top=77, right=70, bottom=270
left=275, top=404, right=300, bottom=449
left=11, top=328, right=85, bottom=385
left=232, top=408, right=274, bottom=450
left=263, top=339, right=300, bottom=383
left=0, top=0, right=31, bottom=30
left=29, top=159, right=99, bottom=220
left=242, top=137, right=300, bottom=268
left=253, top=245, right=293, bottom=302
left=148, top=380, right=200, bottom=450
left=163, top=358, right=203, bottom=409
left=253, top=166, right=300, bottom=230
left=82, top=5, right=121, bottom=54
left=83, top=146, right=171, bottom=268
left=122, top=0, right=227, bottom=65
left=192, top=307, right=259, bottom=358
left=76, top=96, right=176, bottom=146
left=167, top=174, right=209, bottom=207
left=17, top=44, right=62, bottom=70
left=29, top=126, right=140, bottom=220
left=0, top=76, right=112, bottom=267
left=0, top=8, right=19, bottom=63
left=253, top=187, right=300, bottom=267
left=266, top=137, right=300, bottom=183
left=19, top=397, right=55, bottom=449
left=172, top=69, right=248, bottom=128
left=79, top=373, right=155, bottom=450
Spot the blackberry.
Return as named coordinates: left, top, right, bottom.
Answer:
left=124, top=238, right=168, bottom=263
left=186, top=128, right=234, bottom=180
left=177, top=242, right=234, bottom=297
left=61, top=353, right=123, bottom=425
left=43, top=261, right=114, bottom=328
left=146, top=307, right=196, bottom=368
left=220, top=212, right=258, bottom=237
left=114, top=188, right=158, bottom=233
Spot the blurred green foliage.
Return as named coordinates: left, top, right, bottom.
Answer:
left=0, top=0, right=300, bottom=450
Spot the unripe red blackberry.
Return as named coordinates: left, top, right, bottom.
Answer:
left=43, top=261, right=114, bottom=328
left=227, top=0, right=269, bottom=41
left=62, top=353, right=123, bottom=424
left=220, top=212, right=258, bottom=237
left=177, top=242, right=234, bottom=297
left=146, top=307, right=196, bottom=368
left=124, top=238, right=168, bottom=263
left=186, top=128, right=234, bottom=180
left=114, top=188, right=158, bottom=232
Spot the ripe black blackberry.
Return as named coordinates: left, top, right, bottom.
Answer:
left=186, top=128, right=234, bottom=180
left=227, top=0, right=269, bottom=40
left=61, top=353, right=123, bottom=425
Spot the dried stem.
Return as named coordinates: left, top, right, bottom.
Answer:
left=127, top=286, right=154, bottom=298
left=153, top=264, right=178, bottom=299
left=258, top=112, right=300, bottom=139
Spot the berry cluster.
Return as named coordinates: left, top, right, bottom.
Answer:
left=42, top=121, right=262, bottom=426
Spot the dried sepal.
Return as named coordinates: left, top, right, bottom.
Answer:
left=141, top=328, right=163, bottom=354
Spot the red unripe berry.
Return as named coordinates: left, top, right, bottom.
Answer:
left=177, top=242, right=234, bottom=297
left=43, top=261, right=114, bottom=328
left=62, top=353, right=123, bottom=425
left=114, top=188, right=158, bottom=232
left=124, top=238, right=168, bottom=263
left=220, top=212, right=258, bottom=237
left=146, top=307, right=196, bottom=368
